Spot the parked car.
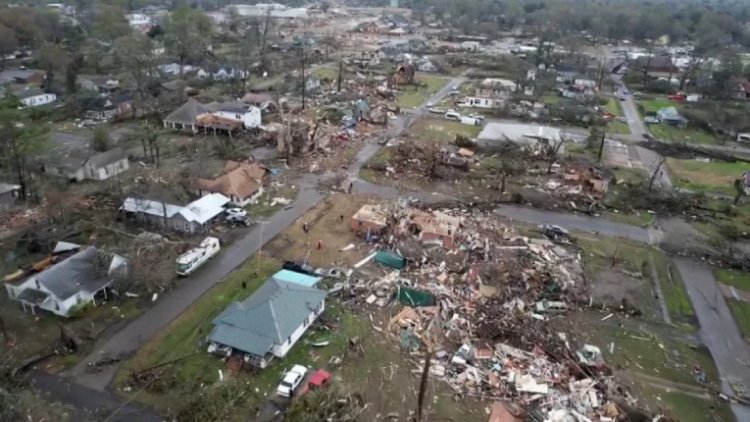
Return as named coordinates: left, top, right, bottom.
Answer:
left=277, top=365, right=308, bottom=397
left=226, top=214, right=252, bottom=226
left=448, top=89, right=461, bottom=96
left=468, top=114, right=485, bottom=122
left=445, top=110, right=461, bottom=121
left=643, top=116, right=659, bottom=124
left=225, top=207, right=247, bottom=218
left=300, top=369, right=332, bottom=395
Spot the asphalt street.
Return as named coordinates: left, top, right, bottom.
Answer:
left=30, top=370, right=161, bottom=422
left=672, top=258, right=750, bottom=421
left=60, top=71, right=471, bottom=396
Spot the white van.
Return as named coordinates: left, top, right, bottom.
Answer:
left=445, top=110, right=461, bottom=121
left=737, top=133, right=750, bottom=143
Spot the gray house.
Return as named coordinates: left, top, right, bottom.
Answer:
left=207, top=278, right=327, bottom=368
left=120, top=193, right=230, bottom=233
left=162, top=98, right=209, bottom=131
left=44, top=147, right=130, bottom=182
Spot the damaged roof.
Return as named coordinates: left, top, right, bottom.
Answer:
left=163, top=98, right=208, bottom=126
left=194, top=161, right=267, bottom=200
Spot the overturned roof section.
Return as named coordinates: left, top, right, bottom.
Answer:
left=209, top=279, right=326, bottom=356
left=163, top=98, right=208, bottom=126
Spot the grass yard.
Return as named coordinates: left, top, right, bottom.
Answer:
left=396, top=75, right=448, bottom=108
left=407, top=117, right=482, bottom=143
left=570, top=311, right=719, bottom=387
left=651, top=250, right=695, bottom=325
left=542, top=93, right=561, bottom=105
left=246, top=181, right=299, bottom=219
left=577, top=235, right=695, bottom=325
left=667, top=158, right=746, bottom=195
left=605, top=96, right=623, bottom=116
left=715, top=268, right=750, bottom=291
left=607, top=121, right=630, bottom=135
left=649, top=124, right=716, bottom=145
left=727, top=299, right=750, bottom=342
left=639, top=98, right=674, bottom=114
left=602, top=210, right=654, bottom=227
left=311, top=66, right=338, bottom=81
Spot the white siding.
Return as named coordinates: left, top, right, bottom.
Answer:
left=20, top=94, right=56, bottom=108
left=271, top=299, right=325, bottom=358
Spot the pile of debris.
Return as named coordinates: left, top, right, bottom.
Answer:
left=342, top=202, right=653, bottom=420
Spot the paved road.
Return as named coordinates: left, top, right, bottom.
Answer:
left=30, top=370, right=162, bottom=422
left=65, top=175, right=325, bottom=391
left=495, top=205, right=652, bottom=243
left=672, top=258, right=750, bottom=422
left=61, top=70, right=474, bottom=394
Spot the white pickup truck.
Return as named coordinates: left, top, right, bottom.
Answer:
left=175, top=236, right=221, bottom=276
left=277, top=364, right=308, bottom=397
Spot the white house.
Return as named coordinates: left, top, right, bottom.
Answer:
left=44, top=147, right=130, bottom=182
left=4, top=242, right=127, bottom=317
left=207, top=101, right=262, bottom=129
left=120, top=193, right=230, bottom=234
left=207, top=278, right=327, bottom=368
left=126, top=13, right=151, bottom=28
left=13, top=87, right=56, bottom=107
left=464, top=96, right=500, bottom=109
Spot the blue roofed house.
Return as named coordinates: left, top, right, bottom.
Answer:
left=207, top=278, right=327, bottom=367
left=656, top=106, right=688, bottom=127
left=271, top=269, right=321, bottom=287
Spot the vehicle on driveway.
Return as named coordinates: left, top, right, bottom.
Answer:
left=299, top=369, right=332, bottom=395
left=226, top=213, right=252, bottom=226
left=277, top=365, right=308, bottom=397
left=643, top=116, right=659, bottom=124
left=468, top=114, right=485, bottom=122
left=225, top=207, right=248, bottom=218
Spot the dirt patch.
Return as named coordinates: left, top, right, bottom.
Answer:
left=265, top=193, right=371, bottom=267
left=591, top=269, right=655, bottom=313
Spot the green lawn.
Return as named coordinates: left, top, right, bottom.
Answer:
left=543, top=93, right=561, bottom=105
left=667, top=158, right=747, bottom=195
left=311, top=66, right=338, bottom=81
left=607, top=121, right=630, bottom=135
left=246, top=183, right=298, bottom=218
left=116, top=256, right=372, bottom=418
left=649, top=124, right=716, bottom=145
left=639, top=98, right=675, bottom=114
left=408, top=118, right=481, bottom=143
left=652, top=250, right=695, bottom=325
left=605, top=96, right=623, bottom=116
left=728, top=299, right=750, bottom=342
left=396, top=75, right=448, bottom=108
left=715, top=268, right=750, bottom=291
left=654, top=389, right=733, bottom=422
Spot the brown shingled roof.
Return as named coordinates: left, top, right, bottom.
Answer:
left=194, top=161, right=268, bottom=200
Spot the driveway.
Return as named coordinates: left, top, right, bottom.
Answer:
left=30, top=370, right=161, bottom=422
left=61, top=71, right=464, bottom=393
left=672, top=258, right=750, bottom=421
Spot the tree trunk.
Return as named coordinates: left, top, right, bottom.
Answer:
left=0, top=314, right=8, bottom=344
left=416, top=349, right=432, bottom=422
left=500, top=172, right=507, bottom=193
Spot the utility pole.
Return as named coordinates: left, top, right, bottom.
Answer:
left=337, top=57, right=343, bottom=92
left=300, top=46, right=306, bottom=110
left=597, top=130, right=606, bottom=162
left=255, top=220, right=270, bottom=271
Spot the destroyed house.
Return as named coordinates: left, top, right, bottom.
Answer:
left=194, top=161, right=269, bottom=206
left=351, top=204, right=388, bottom=236
left=120, top=193, right=230, bottom=234
left=390, top=64, right=416, bottom=86
left=4, top=243, right=127, bottom=317
left=398, top=210, right=461, bottom=248
left=207, top=278, right=327, bottom=368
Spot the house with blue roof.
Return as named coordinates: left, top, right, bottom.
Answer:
left=206, top=277, right=327, bottom=368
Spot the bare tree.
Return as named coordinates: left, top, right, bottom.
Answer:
left=648, top=157, right=666, bottom=192
left=545, top=138, right=567, bottom=174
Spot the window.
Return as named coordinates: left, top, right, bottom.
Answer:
left=184, top=222, right=190, bottom=231
left=35, top=280, right=40, bottom=289
left=76, top=294, right=82, bottom=304
left=236, top=114, right=241, bottom=119
left=55, top=302, right=60, bottom=311
left=287, top=336, right=291, bottom=345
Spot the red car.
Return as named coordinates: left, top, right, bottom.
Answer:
left=300, top=369, right=332, bottom=395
